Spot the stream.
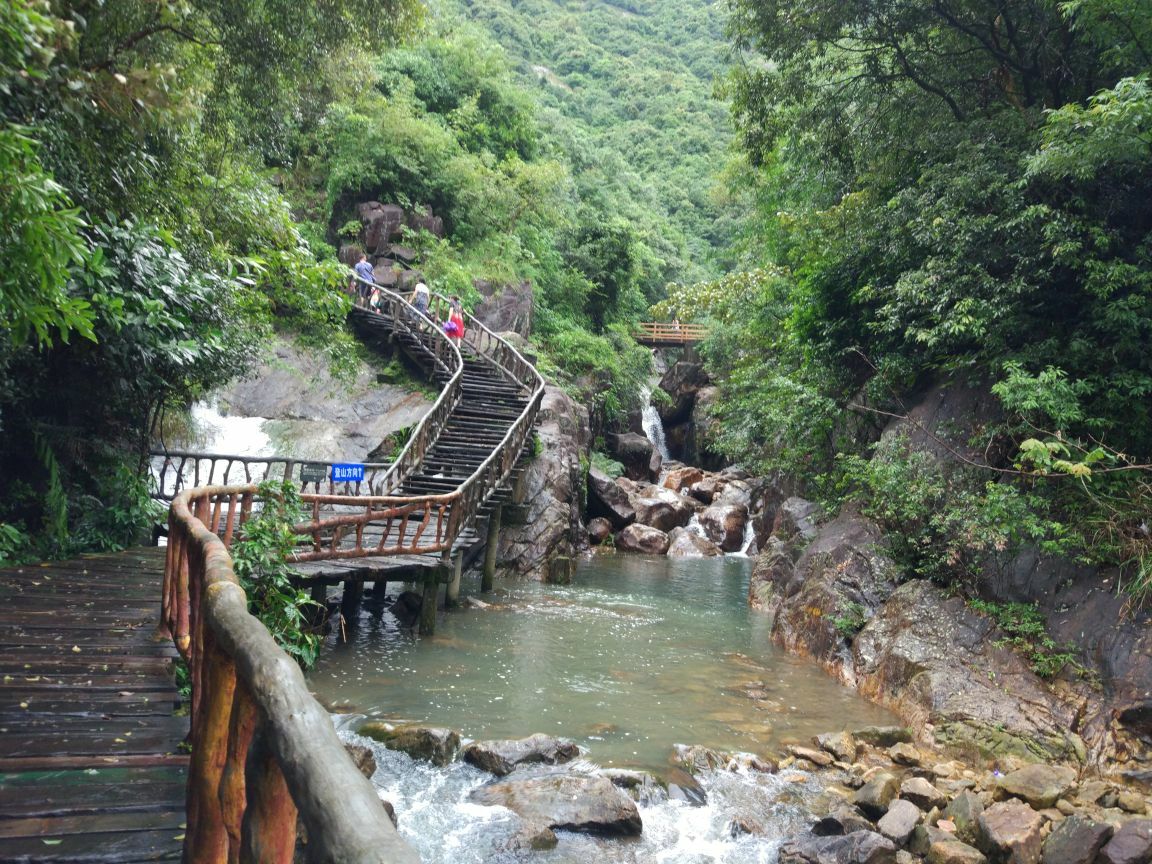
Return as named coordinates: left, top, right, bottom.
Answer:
left=308, top=554, right=897, bottom=862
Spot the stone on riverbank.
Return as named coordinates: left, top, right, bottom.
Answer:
left=975, top=799, right=1043, bottom=864
left=665, top=526, right=723, bottom=557
left=994, top=763, right=1076, bottom=809
left=1041, top=814, right=1113, bottom=864
left=778, top=830, right=897, bottom=864
left=462, top=733, right=580, bottom=776
left=469, top=773, right=642, bottom=836
left=357, top=724, right=460, bottom=767
left=615, top=523, right=670, bottom=555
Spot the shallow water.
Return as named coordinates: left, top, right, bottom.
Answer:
left=309, top=553, right=895, bottom=771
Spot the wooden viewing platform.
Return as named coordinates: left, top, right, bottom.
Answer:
left=634, top=321, right=708, bottom=345
left=0, top=547, right=188, bottom=862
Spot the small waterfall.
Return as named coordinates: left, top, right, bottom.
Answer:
left=640, top=386, right=671, bottom=462
left=735, top=519, right=757, bottom=557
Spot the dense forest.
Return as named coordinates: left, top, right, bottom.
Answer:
left=3, top=0, right=1152, bottom=603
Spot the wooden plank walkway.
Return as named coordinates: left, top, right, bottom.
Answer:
left=0, top=547, right=188, bottom=863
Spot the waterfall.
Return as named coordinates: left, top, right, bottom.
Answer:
left=640, top=385, right=671, bottom=462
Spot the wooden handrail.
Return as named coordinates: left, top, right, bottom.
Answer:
left=634, top=321, right=708, bottom=343
left=162, top=274, right=547, bottom=862
left=163, top=486, right=420, bottom=864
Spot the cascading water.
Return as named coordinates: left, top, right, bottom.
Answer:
left=640, top=385, right=671, bottom=463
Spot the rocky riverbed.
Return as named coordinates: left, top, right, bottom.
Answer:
left=332, top=722, right=1152, bottom=863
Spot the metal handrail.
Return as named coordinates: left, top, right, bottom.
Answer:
left=149, top=451, right=393, bottom=501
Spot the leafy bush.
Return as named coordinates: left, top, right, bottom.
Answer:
left=231, top=482, right=321, bottom=669
left=967, top=599, right=1086, bottom=679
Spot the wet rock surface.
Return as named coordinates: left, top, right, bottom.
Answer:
left=468, top=773, right=643, bottom=836
left=461, top=733, right=580, bottom=776
left=498, top=385, right=590, bottom=576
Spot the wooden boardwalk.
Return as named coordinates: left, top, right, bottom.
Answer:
left=0, top=547, right=188, bottom=863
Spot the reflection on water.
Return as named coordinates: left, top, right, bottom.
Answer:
left=310, top=554, right=895, bottom=772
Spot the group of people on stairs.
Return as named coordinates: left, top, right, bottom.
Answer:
left=350, top=254, right=465, bottom=345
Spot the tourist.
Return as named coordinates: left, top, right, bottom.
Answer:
left=353, top=254, right=375, bottom=303
left=410, top=280, right=430, bottom=318
left=446, top=295, right=466, bottom=344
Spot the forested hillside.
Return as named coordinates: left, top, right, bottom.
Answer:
left=663, top=0, right=1152, bottom=597
left=1, top=0, right=732, bottom=561
left=450, top=0, right=739, bottom=281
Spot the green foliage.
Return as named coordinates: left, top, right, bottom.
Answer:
left=967, top=599, right=1086, bottom=679
left=834, top=437, right=1077, bottom=585
left=0, top=522, right=31, bottom=567
left=832, top=602, right=867, bottom=640
left=590, top=450, right=625, bottom=479
left=71, top=465, right=163, bottom=552
left=231, top=482, right=321, bottom=669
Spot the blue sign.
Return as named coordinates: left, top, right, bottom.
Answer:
left=331, top=463, right=365, bottom=483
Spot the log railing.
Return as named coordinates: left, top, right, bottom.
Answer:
left=634, top=321, right=709, bottom=344
left=163, top=487, right=420, bottom=864
left=163, top=277, right=545, bottom=862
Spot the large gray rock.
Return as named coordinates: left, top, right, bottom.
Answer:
left=778, top=830, right=898, bottom=864
left=219, top=336, right=433, bottom=464
left=1041, top=814, right=1113, bottom=864
left=587, top=467, right=636, bottom=529
left=1098, top=820, right=1152, bottom=864
left=942, top=791, right=985, bottom=846
left=472, top=280, right=532, bottom=337
left=615, top=524, right=670, bottom=555
left=975, top=800, right=1042, bottom=864
left=606, top=432, right=661, bottom=482
left=461, top=734, right=580, bottom=776
left=468, top=774, right=642, bottom=836
left=878, top=799, right=921, bottom=846
left=357, top=724, right=460, bottom=766
left=657, top=351, right=709, bottom=427
left=629, top=485, right=699, bottom=532
left=813, top=805, right=877, bottom=837
left=498, top=386, right=590, bottom=576
left=994, top=764, right=1076, bottom=809
left=854, top=773, right=900, bottom=820
left=665, top=527, right=723, bottom=558
left=926, top=841, right=987, bottom=864
left=816, top=730, right=859, bottom=763
left=698, top=503, right=749, bottom=552
left=900, top=776, right=946, bottom=811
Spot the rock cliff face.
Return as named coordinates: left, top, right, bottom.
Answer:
left=750, top=507, right=1090, bottom=768
left=497, top=386, right=590, bottom=576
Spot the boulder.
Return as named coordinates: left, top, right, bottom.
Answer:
left=586, top=468, right=636, bottom=530
left=878, top=799, right=921, bottom=846
left=714, top=478, right=754, bottom=510
left=616, top=524, right=670, bottom=555
left=942, top=791, right=985, bottom=846
left=606, top=432, right=661, bottom=482
left=468, top=773, right=642, bottom=836
left=855, top=772, right=900, bottom=819
left=471, top=279, right=533, bottom=337
left=344, top=743, right=376, bottom=779
left=698, top=503, right=749, bottom=552
left=1098, top=820, right=1152, bottom=864
left=357, top=724, right=460, bottom=766
left=587, top=517, right=613, bottom=545
left=371, top=262, right=398, bottom=286
left=814, top=805, right=877, bottom=837
left=853, top=726, right=914, bottom=747
left=665, top=527, right=723, bottom=558
left=888, top=742, right=922, bottom=766
left=994, top=764, right=1076, bottom=809
left=778, top=830, right=898, bottom=864
left=406, top=206, right=444, bottom=238
left=816, top=730, right=859, bottom=763
left=900, top=777, right=947, bottom=811
left=665, top=767, right=708, bottom=806
left=688, top=476, right=724, bottom=504
left=926, top=841, right=988, bottom=864
left=975, top=800, right=1042, bottom=864
left=629, top=485, right=699, bottom=532
left=657, top=351, right=709, bottom=426
left=461, top=733, right=580, bottom=776
left=1040, top=814, right=1113, bottom=864
left=663, top=466, right=705, bottom=492
left=788, top=745, right=835, bottom=767
left=910, top=825, right=963, bottom=855
left=498, top=386, right=591, bottom=576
